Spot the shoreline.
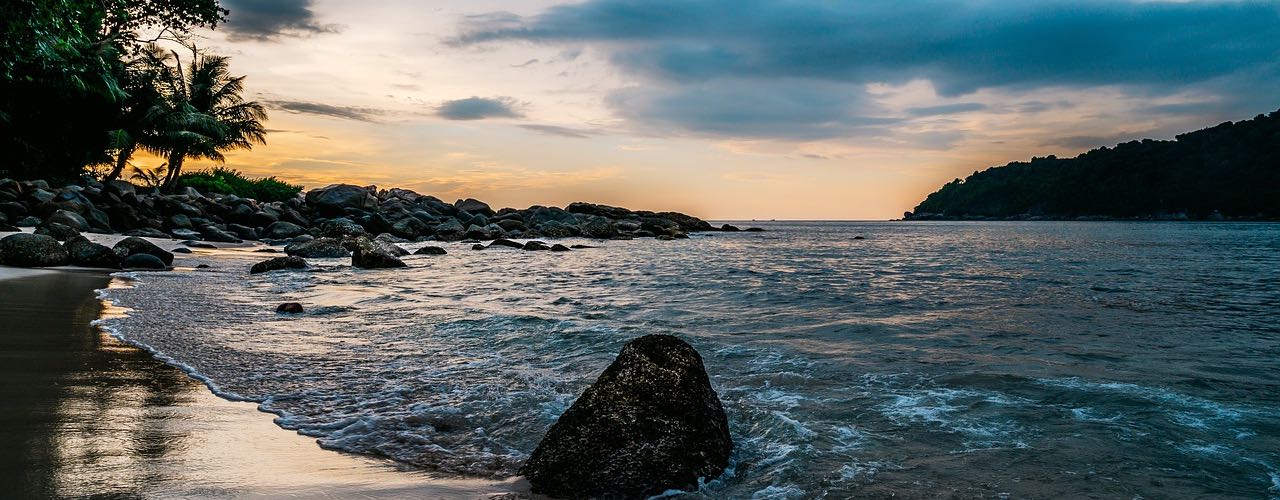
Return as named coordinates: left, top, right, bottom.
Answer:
left=0, top=266, right=524, bottom=498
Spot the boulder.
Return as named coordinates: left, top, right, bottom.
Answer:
left=277, top=302, right=304, bottom=314
left=744, top=227, right=765, bottom=232
left=285, top=237, right=351, bottom=258
left=550, top=244, right=571, bottom=252
left=112, top=237, right=175, bottom=266
left=48, top=209, right=89, bottom=231
left=566, top=202, right=636, bottom=220
left=264, top=221, right=307, bottom=239
left=183, top=240, right=217, bottom=249
left=172, top=247, right=192, bottom=254
left=305, top=184, right=378, bottom=213
left=523, top=241, right=551, bottom=251
left=471, top=243, right=487, bottom=250
left=319, top=217, right=368, bottom=239
left=351, top=237, right=407, bottom=269
left=169, top=228, right=203, bottom=240
left=413, top=245, right=447, bottom=255
left=720, top=224, right=741, bottom=232
left=63, top=237, right=122, bottom=269
left=520, top=335, right=732, bottom=499
left=34, top=222, right=81, bottom=241
left=200, top=226, right=243, bottom=243
left=250, top=256, right=308, bottom=274
left=122, top=253, right=166, bottom=270
left=488, top=238, right=525, bottom=249
left=454, top=198, right=495, bottom=216
left=0, top=233, right=70, bottom=267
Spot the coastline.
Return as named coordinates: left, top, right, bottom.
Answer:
left=0, top=265, right=524, bottom=498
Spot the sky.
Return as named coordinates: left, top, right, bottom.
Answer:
left=165, top=0, right=1280, bottom=220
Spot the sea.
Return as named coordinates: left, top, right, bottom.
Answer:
left=95, top=221, right=1280, bottom=498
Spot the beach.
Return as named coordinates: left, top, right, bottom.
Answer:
left=0, top=264, right=523, bottom=498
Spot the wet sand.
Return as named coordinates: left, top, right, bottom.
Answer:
left=0, top=266, right=523, bottom=498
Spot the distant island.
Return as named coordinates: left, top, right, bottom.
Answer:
left=905, top=109, right=1280, bottom=221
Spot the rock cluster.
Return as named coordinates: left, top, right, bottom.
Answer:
left=520, top=334, right=733, bottom=499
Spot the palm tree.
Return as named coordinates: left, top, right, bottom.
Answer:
left=157, top=48, right=267, bottom=191
left=104, top=46, right=172, bottom=182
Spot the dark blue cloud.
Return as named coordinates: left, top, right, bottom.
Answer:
left=436, top=97, right=523, bottom=120
left=222, top=0, right=340, bottom=41
left=265, top=100, right=382, bottom=122
left=456, top=0, right=1280, bottom=139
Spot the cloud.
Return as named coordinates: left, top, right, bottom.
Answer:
left=455, top=0, right=1280, bottom=140
left=221, top=0, right=341, bottom=41
left=518, top=124, right=597, bottom=138
left=436, top=97, right=523, bottom=120
left=265, top=100, right=382, bottom=122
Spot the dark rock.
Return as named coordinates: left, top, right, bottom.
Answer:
left=471, top=243, right=487, bottom=250
left=169, top=228, right=203, bottom=240
left=196, top=264, right=211, bottom=269
left=122, top=253, right=167, bottom=270
left=113, top=237, right=175, bottom=265
left=656, top=234, right=676, bottom=241
left=523, top=241, right=551, bottom=251
left=488, top=238, right=525, bottom=249
left=550, top=244, right=570, bottom=252
left=577, top=215, right=617, bottom=239
left=200, top=226, right=243, bottom=243
left=264, top=221, right=307, bottom=239
left=226, top=223, right=258, bottom=240
left=0, top=233, right=70, bottom=267
left=743, top=227, right=765, bottom=232
left=720, top=224, right=741, bottom=232
left=276, top=302, right=304, bottom=314
left=48, top=209, right=89, bottom=231
left=285, top=237, right=350, bottom=258
left=64, top=237, right=122, bottom=269
left=351, top=237, right=407, bottom=269
left=319, top=217, right=368, bottom=239
left=520, top=335, right=732, bottom=499
left=123, top=228, right=170, bottom=239
left=0, top=222, right=17, bottom=232
left=172, top=247, right=192, bottom=254
left=853, top=236, right=866, bottom=240
left=34, top=222, right=81, bottom=241
left=166, top=214, right=193, bottom=229
left=570, top=244, right=597, bottom=249
left=250, top=256, right=308, bottom=274
left=255, top=248, right=279, bottom=253
left=566, top=202, right=635, bottom=220
left=413, top=245, right=447, bottom=255
left=183, top=240, right=217, bottom=249
left=454, top=198, right=494, bottom=216
left=16, top=216, right=40, bottom=227
left=305, top=184, right=378, bottom=213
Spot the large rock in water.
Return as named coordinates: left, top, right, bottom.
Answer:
left=112, top=237, right=175, bottom=266
left=520, top=334, right=733, bottom=499
left=250, top=256, right=308, bottom=274
left=305, top=184, right=378, bottom=213
left=285, top=237, right=350, bottom=258
left=65, top=236, right=122, bottom=269
left=351, top=236, right=406, bottom=269
left=0, top=233, right=70, bottom=267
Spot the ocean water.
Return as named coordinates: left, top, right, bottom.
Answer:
left=96, top=222, right=1280, bottom=498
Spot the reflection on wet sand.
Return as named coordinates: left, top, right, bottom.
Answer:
left=0, top=270, right=521, bottom=498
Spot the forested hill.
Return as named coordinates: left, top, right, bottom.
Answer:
left=906, top=110, right=1280, bottom=221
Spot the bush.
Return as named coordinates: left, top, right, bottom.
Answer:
left=179, top=167, right=302, bottom=203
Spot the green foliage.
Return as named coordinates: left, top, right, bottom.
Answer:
left=130, top=164, right=168, bottom=189
left=912, top=110, right=1280, bottom=219
left=179, top=167, right=302, bottom=202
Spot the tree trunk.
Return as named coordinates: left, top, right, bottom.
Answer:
left=104, top=143, right=135, bottom=182
left=162, top=152, right=185, bottom=192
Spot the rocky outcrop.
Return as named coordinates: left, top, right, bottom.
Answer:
left=520, top=335, right=733, bottom=499
left=0, top=233, right=70, bottom=267
left=250, top=256, right=308, bottom=274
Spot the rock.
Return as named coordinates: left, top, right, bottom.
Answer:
left=351, top=237, right=407, bottom=269
left=264, top=221, right=307, bottom=239
left=520, top=335, right=732, bottom=499
left=319, top=217, right=368, bottom=239
left=169, top=228, right=203, bottom=240
left=285, top=237, right=350, bottom=258
left=16, top=216, right=40, bottom=227
left=200, top=226, right=242, bottom=243
left=305, top=184, right=378, bottom=213
left=471, top=243, right=487, bottom=250
left=255, top=248, right=279, bottom=253
left=183, top=240, right=217, bottom=249
left=0, top=233, right=70, bottom=267
left=523, top=241, right=551, bottom=251
left=172, top=247, right=192, bottom=254
left=113, top=237, right=174, bottom=266
left=166, top=214, right=193, bottom=229
left=276, top=302, right=304, bottom=314
left=63, top=237, right=122, bottom=269
left=123, top=228, right=170, bottom=239
left=196, top=264, right=211, bottom=269
left=34, top=222, right=81, bottom=241
left=570, top=244, right=597, bottom=249
left=720, top=224, right=741, bottom=232
left=48, top=209, right=89, bottom=231
left=104, top=180, right=136, bottom=197
left=488, top=238, right=525, bottom=249
left=0, top=222, right=17, bottom=232
left=414, top=245, right=447, bottom=255
left=566, top=202, right=635, bottom=220
left=853, top=236, right=865, bottom=240
left=743, top=227, right=765, bottom=232
left=454, top=198, right=494, bottom=216
left=656, top=234, right=676, bottom=241
left=550, top=244, right=570, bottom=252
left=122, top=253, right=167, bottom=270
left=577, top=215, right=618, bottom=239
left=250, top=256, right=308, bottom=274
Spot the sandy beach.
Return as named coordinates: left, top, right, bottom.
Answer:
left=0, top=263, right=524, bottom=498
